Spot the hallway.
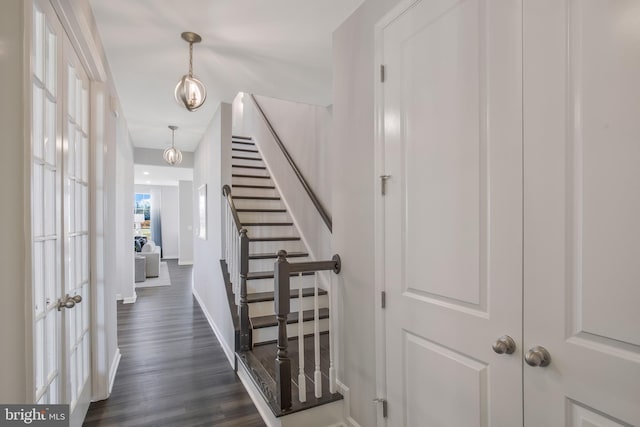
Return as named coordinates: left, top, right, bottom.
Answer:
left=84, top=260, right=266, bottom=427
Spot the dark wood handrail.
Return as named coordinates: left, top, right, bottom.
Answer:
left=222, top=184, right=242, bottom=233
left=249, top=94, right=333, bottom=232
left=273, top=250, right=341, bottom=411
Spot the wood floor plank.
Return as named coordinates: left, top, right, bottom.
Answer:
left=84, top=260, right=266, bottom=427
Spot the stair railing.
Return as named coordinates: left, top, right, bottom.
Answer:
left=273, top=250, right=341, bottom=411
left=222, top=184, right=251, bottom=351
left=249, top=94, right=332, bottom=232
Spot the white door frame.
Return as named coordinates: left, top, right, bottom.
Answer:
left=373, top=1, right=422, bottom=425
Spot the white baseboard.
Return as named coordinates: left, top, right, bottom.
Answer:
left=108, top=348, right=121, bottom=395
left=192, top=288, right=234, bottom=368
left=122, top=291, right=137, bottom=304
left=336, top=380, right=362, bottom=427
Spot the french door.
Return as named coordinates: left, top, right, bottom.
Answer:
left=31, top=1, right=92, bottom=424
left=379, top=0, right=640, bottom=425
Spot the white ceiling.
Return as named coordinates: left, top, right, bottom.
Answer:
left=89, top=0, right=363, bottom=151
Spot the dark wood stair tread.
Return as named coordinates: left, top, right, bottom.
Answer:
left=247, top=271, right=315, bottom=282
left=251, top=308, right=330, bottom=329
left=249, top=252, right=309, bottom=260
left=243, top=222, right=293, bottom=226
left=248, top=287, right=327, bottom=303
left=232, top=174, right=271, bottom=179
left=232, top=156, right=263, bottom=161
left=249, top=236, right=299, bottom=242
left=232, top=148, right=259, bottom=153
left=232, top=165, right=267, bottom=170
left=237, top=208, right=286, bottom=213
left=232, top=135, right=252, bottom=140
left=232, top=184, right=276, bottom=189
left=233, top=196, right=281, bottom=201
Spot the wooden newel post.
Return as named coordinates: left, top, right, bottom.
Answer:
left=239, top=228, right=251, bottom=351
left=274, top=249, right=292, bottom=411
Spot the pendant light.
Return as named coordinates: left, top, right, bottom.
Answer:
left=174, top=32, right=207, bottom=112
left=163, top=125, right=183, bottom=166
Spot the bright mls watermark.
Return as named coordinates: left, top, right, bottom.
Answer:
left=0, top=405, right=68, bottom=426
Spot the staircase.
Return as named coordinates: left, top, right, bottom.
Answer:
left=230, top=135, right=330, bottom=346
left=224, top=135, right=343, bottom=421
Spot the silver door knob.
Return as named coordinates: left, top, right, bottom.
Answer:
left=525, top=346, right=551, bottom=367
left=492, top=335, right=516, bottom=354
left=57, top=294, right=82, bottom=311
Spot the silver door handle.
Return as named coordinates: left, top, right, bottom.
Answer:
left=525, top=346, right=551, bottom=367
left=492, top=335, right=516, bottom=355
left=57, top=294, right=82, bottom=311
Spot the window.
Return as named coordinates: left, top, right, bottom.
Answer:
left=134, top=193, right=151, bottom=239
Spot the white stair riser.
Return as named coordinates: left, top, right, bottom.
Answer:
left=234, top=198, right=285, bottom=210
left=244, top=225, right=298, bottom=238
left=249, top=294, right=329, bottom=318
left=232, top=176, right=274, bottom=186
left=249, top=239, right=304, bottom=254
left=247, top=274, right=316, bottom=293
left=232, top=142, right=255, bottom=149
left=231, top=166, right=270, bottom=177
left=231, top=186, right=279, bottom=198
left=252, top=318, right=330, bottom=344
left=238, top=211, right=291, bottom=223
left=231, top=150, right=262, bottom=160
left=232, top=157, right=265, bottom=167
left=248, top=257, right=310, bottom=271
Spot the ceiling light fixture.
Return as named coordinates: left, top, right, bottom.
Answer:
left=174, top=32, right=206, bottom=112
left=163, top=125, right=183, bottom=166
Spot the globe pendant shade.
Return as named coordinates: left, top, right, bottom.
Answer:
left=175, top=75, right=206, bottom=112
left=163, top=146, right=183, bottom=166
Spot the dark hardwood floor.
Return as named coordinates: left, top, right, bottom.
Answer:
left=84, top=260, right=266, bottom=427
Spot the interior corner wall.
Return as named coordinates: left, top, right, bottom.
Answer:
left=332, top=0, right=403, bottom=425
left=114, top=116, right=135, bottom=302
left=0, top=0, right=27, bottom=403
left=192, top=102, right=235, bottom=362
left=178, top=181, right=194, bottom=264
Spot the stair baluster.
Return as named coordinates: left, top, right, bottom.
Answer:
left=313, top=272, right=322, bottom=398
left=297, top=272, right=306, bottom=403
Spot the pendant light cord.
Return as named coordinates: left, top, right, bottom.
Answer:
left=188, top=42, right=194, bottom=78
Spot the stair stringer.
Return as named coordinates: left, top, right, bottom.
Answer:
left=237, top=360, right=348, bottom=427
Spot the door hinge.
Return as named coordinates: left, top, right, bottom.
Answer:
left=380, top=64, right=386, bottom=82
left=373, top=398, right=388, bottom=418
left=381, top=291, right=386, bottom=309
left=380, top=174, right=391, bottom=195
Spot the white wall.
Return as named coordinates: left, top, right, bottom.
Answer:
left=233, top=93, right=333, bottom=263
left=178, top=180, right=194, bottom=265
left=192, top=103, right=235, bottom=363
left=332, top=0, right=402, bottom=425
left=0, top=0, right=27, bottom=403
left=134, top=184, right=180, bottom=259
left=114, top=117, right=135, bottom=302
left=134, top=147, right=194, bottom=168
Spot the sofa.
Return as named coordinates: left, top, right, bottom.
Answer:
left=137, top=240, right=161, bottom=277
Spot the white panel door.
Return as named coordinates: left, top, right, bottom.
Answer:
left=380, top=0, right=523, bottom=425
left=524, top=0, right=640, bottom=425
